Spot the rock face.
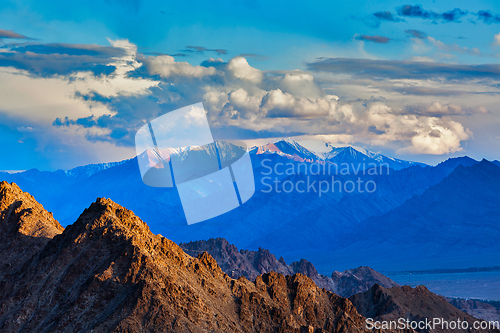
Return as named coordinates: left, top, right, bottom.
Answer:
left=331, top=267, right=400, bottom=298
left=180, top=238, right=295, bottom=281
left=0, top=181, right=63, bottom=278
left=350, top=284, right=500, bottom=333
left=0, top=183, right=379, bottom=333
left=180, top=238, right=399, bottom=297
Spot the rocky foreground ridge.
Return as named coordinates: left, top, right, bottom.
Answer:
left=350, top=284, right=499, bottom=333
left=0, top=181, right=396, bottom=333
left=0, top=181, right=497, bottom=333
left=180, top=238, right=500, bottom=332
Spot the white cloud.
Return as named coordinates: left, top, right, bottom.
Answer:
left=0, top=68, right=112, bottom=123
left=226, top=57, right=263, bottom=83
left=100, top=52, right=475, bottom=156
left=425, top=102, right=462, bottom=115
left=0, top=38, right=478, bottom=160
left=279, top=73, right=324, bottom=99
left=329, top=102, right=472, bottom=155
left=494, top=32, right=500, bottom=46
left=398, top=118, right=470, bottom=155
left=0, top=39, right=158, bottom=124
left=0, top=39, right=158, bottom=169
left=143, top=55, right=216, bottom=78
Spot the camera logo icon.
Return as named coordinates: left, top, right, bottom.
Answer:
left=135, top=103, right=255, bottom=225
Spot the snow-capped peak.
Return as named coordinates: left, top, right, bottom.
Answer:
left=252, top=138, right=425, bottom=170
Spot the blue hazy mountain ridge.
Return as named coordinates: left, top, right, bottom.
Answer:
left=307, top=159, right=500, bottom=273
left=0, top=140, right=492, bottom=274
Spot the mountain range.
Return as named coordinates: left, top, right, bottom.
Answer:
left=0, top=139, right=498, bottom=278
left=1, top=181, right=498, bottom=333
left=179, top=237, right=400, bottom=298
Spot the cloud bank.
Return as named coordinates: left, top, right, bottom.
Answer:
left=0, top=36, right=489, bottom=166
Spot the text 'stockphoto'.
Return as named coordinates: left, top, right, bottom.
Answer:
left=0, top=1, right=499, bottom=332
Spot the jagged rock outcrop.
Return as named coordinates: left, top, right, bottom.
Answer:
left=350, top=284, right=500, bottom=333
left=331, top=266, right=400, bottom=298
left=0, top=184, right=380, bottom=333
left=181, top=238, right=399, bottom=297
left=180, top=238, right=294, bottom=280
left=0, top=181, right=63, bottom=278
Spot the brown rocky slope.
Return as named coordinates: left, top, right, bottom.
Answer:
left=0, top=181, right=396, bottom=333
left=350, top=284, right=499, bottom=333
left=180, top=238, right=500, bottom=326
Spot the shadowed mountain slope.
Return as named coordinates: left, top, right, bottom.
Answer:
left=325, top=160, right=500, bottom=271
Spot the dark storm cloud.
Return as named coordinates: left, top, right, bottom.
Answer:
left=373, top=11, right=403, bottom=22
left=0, top=50, right=117, bottom=76
left=355, top=35, right=391, bottom=44
left=396, top=5, right=467, bottom=23
left=476, top=10, right=500, bottom=24
left=53, top=87, right=188, bottom=147
left=11, top=43, right=126, bottom=57
left=405, top=29, right=427, bottom=39
left=306, top=58, right=500, bottom=81
left=0, top=42, right=124, bottom=76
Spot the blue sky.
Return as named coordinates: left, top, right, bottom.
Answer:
left=0, top=0, right=499, bottom=170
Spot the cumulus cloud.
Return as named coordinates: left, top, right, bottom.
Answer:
left=357, top=102, right=471, bottom=155
left=421, top=102, right=462, bottom=115
left=0, top=37, right=477, bottom=157
left=397, top=118, right=470, bottom=154
left=64, top=51, right=476, bottom=155
left=292, top=101, right=472, bottom=155
left=226, top=56, right=263, bottom=83
left=262, top=90, right=337, bottom=118
left=143, top=55, right=217, bottom=78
